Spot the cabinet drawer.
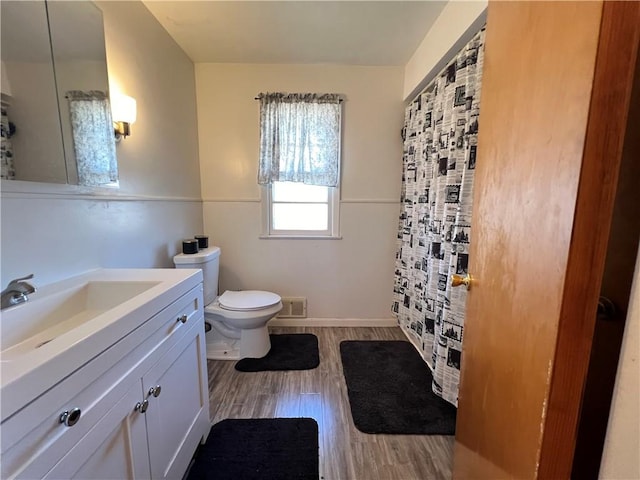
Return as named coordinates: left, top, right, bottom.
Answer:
left=1, top=285, right=204, bottom=479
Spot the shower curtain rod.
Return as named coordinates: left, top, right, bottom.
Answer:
left=254, top=95, right=343, bottom=102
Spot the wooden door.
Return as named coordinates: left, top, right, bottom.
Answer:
left=453, top=1, right=640, bottom=479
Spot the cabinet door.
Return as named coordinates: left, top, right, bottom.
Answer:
left=143, top=324, right=210, bottom=480
left=42, top=381, right=150, bottom=480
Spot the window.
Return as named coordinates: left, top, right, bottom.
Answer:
left=66, top=90, right=118, bottom=187
left=262, top=181, right=340, bottom=237
left=258, top=93, right=342, bottom=238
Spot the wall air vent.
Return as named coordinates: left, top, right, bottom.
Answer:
left=278, top=297, right=307, bottom=318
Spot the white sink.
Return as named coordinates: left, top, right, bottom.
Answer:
left=0, top=268, right=202, bottom=421
left=1, top=281, right=160, bottom=359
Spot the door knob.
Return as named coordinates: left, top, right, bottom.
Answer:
left=597, top=296, right=616, bottom=320
left=451, top=273, right=472, bottom=291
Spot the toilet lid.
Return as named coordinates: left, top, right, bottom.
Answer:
left=218, top=290, right=281, bottom=311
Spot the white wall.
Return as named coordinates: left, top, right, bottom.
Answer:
left=0, top=1, right=202, bottom=288
left=600, top=251, right=640, bottom=479
left=196, top=64, right=403, bottom=319
left=403, top=0, right=487, bottom=100
left=99, top=1, right=201, bottom=199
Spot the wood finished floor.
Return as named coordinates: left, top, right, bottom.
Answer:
left=206, top=326, right=454, bottom=480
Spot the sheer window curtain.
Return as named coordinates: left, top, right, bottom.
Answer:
left=257, top=93, right=341, bottom=187
left=66, top=90, right=118, bottom=186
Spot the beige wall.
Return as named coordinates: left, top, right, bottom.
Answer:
left=403, top=0, right=487, bottom=100
left=1, top=1, right=202, bottom=287
left=600, top=251, right=640, bottom=479
left=196, top=63, right=403, bottom=319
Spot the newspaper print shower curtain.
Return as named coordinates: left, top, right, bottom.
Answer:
left=1, top=104, right=15, bottom=180
left=392, top=28, right=485, bottom=407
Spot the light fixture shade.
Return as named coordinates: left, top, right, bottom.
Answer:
left=112, top=94, right=136, bottom=124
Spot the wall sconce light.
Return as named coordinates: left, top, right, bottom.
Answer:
left=112, top=94, right=136, bottom=140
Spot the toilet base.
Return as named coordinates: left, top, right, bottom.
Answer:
left=205, top=325, right=271, bottom=360
left=206, top=342, right=240, bottom=360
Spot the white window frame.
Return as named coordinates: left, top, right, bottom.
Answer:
left=259, top=95, right=342, bottom=239
left=260, top=183, right=341, bottom=239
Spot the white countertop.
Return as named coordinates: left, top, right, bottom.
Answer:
left=0, top=268, right=202, bottom=421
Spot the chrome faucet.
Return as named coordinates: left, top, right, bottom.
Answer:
left=1, top=274, right=37, bottom=309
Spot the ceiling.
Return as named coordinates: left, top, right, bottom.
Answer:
left=142, top=1, right=447, bottom=66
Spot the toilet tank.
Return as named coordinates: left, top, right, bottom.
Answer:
left=173, top=246, right=221, bottom=305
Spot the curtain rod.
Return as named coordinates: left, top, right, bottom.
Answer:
left=254, top=95, right=343, bottom=102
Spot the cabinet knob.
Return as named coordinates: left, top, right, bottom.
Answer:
left=59, top=408, right=82, bottom=427
left=134, top=399, right=149, bottom=413
left=177, top=314, right=188, bottom=324
left=148, top=385, right=162, bottom=397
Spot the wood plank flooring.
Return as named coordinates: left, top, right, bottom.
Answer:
left=206, top=326, right=454, bottom=480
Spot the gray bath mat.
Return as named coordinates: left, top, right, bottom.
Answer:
left=340, top=340, right=457, bottom=434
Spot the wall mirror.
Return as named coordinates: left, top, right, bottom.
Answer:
left=1, top=0, right=118, bottom=187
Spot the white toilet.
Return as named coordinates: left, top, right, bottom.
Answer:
left=173, top=246, right=282, bottom=360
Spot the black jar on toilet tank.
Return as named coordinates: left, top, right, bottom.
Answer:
left=182, top=239, right=199, bottom=254
left=194, top=235, right=209, bottom=249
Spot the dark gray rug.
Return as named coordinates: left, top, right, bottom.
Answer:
left=235, top=334, right=319, bottom=372
left=340, top=340, right=457, bottom=435
left=187, top=418, right=319, bottom=480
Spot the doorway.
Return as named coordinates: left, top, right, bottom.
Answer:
left=572, top=33, right=640, bottom=480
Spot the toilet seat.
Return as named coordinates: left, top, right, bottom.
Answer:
left=217, top=290, right=281, bottom=312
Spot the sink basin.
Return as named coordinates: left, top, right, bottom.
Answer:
left=1, top=281, right=160, bottom=359
left=0, top=268, right=203, bottom=421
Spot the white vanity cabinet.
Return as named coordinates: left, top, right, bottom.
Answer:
left=0, top=281, right=211, bottom=480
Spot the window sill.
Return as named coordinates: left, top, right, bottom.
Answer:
left=259, top=234, right=342, bottom=240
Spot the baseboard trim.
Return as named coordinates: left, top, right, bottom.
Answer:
left=269, top=317, right=398, bottom=327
